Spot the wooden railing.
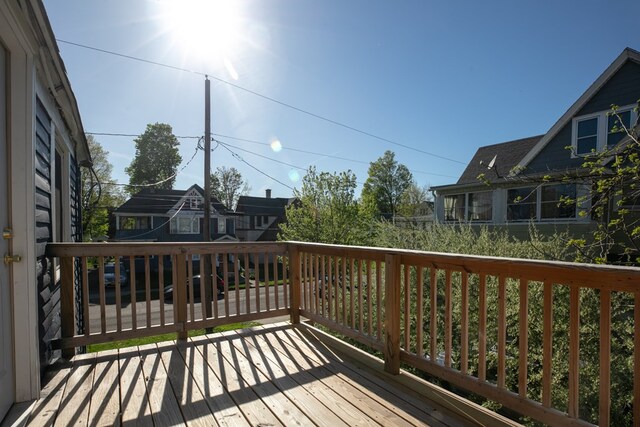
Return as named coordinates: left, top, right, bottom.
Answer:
left=47, top=242, right=291, bottom=354
left=290, top=242, right=640, bottom=427
left=48, top=241, right=640, bottom=426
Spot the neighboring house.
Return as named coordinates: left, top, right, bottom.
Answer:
left=0, top=0, right=91, bottom=418
left=432, top=47, right=640, bottom=241
left=113, top=184, right=238, bottom=243
left=235, top=189, right=296, bottom=242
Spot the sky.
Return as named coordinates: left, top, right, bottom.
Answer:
left=43, top=0, right=640, bottom=201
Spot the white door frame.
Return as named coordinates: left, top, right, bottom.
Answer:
left=0, top=1, right=41, bottom=402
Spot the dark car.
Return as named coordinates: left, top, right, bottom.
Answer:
left=104, top=262, right=128, bottom=288
left=164, top=274, right=225, bottom=302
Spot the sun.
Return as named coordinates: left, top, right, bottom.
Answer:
left=159, top=0, right=242, bottom=67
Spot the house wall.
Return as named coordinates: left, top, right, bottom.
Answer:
left=527, top=61, right=640, bottom=174
left=115, top=215, right=235, bottom=242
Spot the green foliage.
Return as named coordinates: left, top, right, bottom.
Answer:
left=279, top=166, right=373, bottom=245
left=361, top=150, right=413, bottom=218
left=210, top=166, right=250, bottom=210
left=125, top=123, right=182, bottom=193
left=396, top=181, right=432, bottom=218
left=81, top=135, right=125, bottom=240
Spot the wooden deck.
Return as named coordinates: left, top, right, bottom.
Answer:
left=22, top=323, right=510, bottom=427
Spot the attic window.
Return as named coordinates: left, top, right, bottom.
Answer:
left=572, top=106, right=637, bottom=156
left=190, top=197, right=201, bottom=209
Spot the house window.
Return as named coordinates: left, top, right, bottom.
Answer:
left=444, top=194, right=465, bottom=221
left=119, top=216, right=151, bottom=230
left=190, top=196, right=201, bottom=209
left=541, top=184, right=576, bottom=219
left=575, top=116, right=598, bottom=155
left=573, top=106, right=638, bottom=156
left=467, top=192, right=492, bottom=221
left=218, top=217, right=226, bottom=234
left=170, top=216, right=199, bottom=234
left=507, top=187, right=537, bottom=221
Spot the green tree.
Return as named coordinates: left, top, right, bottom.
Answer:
left=397, top=181, right=432, bottom=218
left=81, top=135, right=125, bottom=240
left=210, top=166, right=250, bottom=210
left=125, top=123, right=181, bottom=192
left=279, top=167, right=373, bottom=245
left=361, top=150, right=413, bottom=219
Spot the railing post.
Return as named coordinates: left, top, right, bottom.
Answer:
left=384, top=253, right=401, bottom=374
left=60, top=256, right=75, bottom=359
left=175, top=253, right=188, bottom=341
left=289, top=244, right=301, bottom=324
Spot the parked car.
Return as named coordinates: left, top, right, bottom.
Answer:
left=104, top=262, right=128, bottom=288
left=164, top=274, right=225, bottom=302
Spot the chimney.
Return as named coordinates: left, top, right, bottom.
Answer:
left=265, top=189, right=271, bottom=199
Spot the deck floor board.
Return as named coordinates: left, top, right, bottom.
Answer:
left=25, top=323, right=489, bottom=427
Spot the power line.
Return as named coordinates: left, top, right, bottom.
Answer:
left=214, top=141, right=295, bottom=190
left=58, top=39, right=465, bottom=165
left=86, top=131, right=459, bottom=179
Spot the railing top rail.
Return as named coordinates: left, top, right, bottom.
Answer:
left=287, top=241, right=640, bottom=289
left=46, top=241, right=288, bottom=257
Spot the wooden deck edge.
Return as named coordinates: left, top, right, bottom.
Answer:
left=297, top=322, right=522, bottom=427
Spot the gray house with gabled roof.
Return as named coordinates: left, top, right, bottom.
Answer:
left=432, top=47, right=640, bottom=240
left=235, top=189, right=296, bottom=242
left=114, top=184, right=238, bottom=242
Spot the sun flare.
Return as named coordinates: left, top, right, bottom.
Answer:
left=159, top=0, right=242, bottom=66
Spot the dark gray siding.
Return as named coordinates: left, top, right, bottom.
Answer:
left=35, top=98, right=59, bottom=369
left=527, top=61, right=640, bottom=174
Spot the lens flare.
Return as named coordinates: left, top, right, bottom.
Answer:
left=270, top=139, right=283, bottom=152
left=288, top=169, right=300, bottom=182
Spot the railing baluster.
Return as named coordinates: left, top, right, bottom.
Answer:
left=273, top=253, right=279, bottom=311
left=519, top=278, right=529, bottom=398
left=358, top=259, right=363, bottom=333
left=600, top=289, right=611, bottom=427
left=314, top=254, right=320, bottom=315
left=98, top=256, right=106, bottom=334
left=384, top=253, right=401, bottom=374
left=335, top=257, right=341, bottom=324
left=430, top=268, right=437, bottom=363
left=60, top=255, right=75, bottom=359
left=235, top=253, right=241, bottom=316
left=376, top=260, right=382, bottom=340
left=350, top=258, right=356, bottom=329
left=255, top=254, right=261, bottom=313
left=223, top=253, right=230, bottom=317
left=404, top=264, right=410, bottom=351
left=282, top=252, right=289, bottom=309
left=328, top=256, right=334, bottom=321
left=130, top=255, right=137, bottom=330
left=81, top=256, right=90, bottom=336
left=460, top=272, right=468, bottom=374
left=542, top=281, right=553, bottom=407
left=445, top=269, right=452, bottom=368
left=498, top=275, right=506, bottom=388
left=244, top=253, right=250, bottom=315
left=569, top=285, right=580, bottom=418
left=289, top=245, right=301, bottom=324
left=417, top=267, right=424, bottom=358
left=145, top=255, right=151, bottom=328
left=175, top=254, right=187, bottom=341
left=188, top=254, right=195, bottom=322
left=342, top=256, right=347, bottom=325
left=114, top=256, right=121, bottom=332
left=478, top=273, right=487, bottom=381
left=302, top=252, right=308, bottom=311
left=212, top=253, right=219, bottom=319
left=158, top=255, right=165, bottom=326
left=200, top=254, right=208, bottom=321
left=265, top=252, right=270, bottom=313
left=367, top=260, right=372, bottom=336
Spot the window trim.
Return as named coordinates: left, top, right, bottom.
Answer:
left=170, top=216, right=200, bottom=234
left=571, top=105, right=638, bottom=157
left=506, top=183, right=578, bottom=222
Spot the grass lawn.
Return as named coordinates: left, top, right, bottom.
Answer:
left=87, top=321, right=261, bottom=353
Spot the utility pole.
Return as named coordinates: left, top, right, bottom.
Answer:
left=202, top=76, right=213, bottom=318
